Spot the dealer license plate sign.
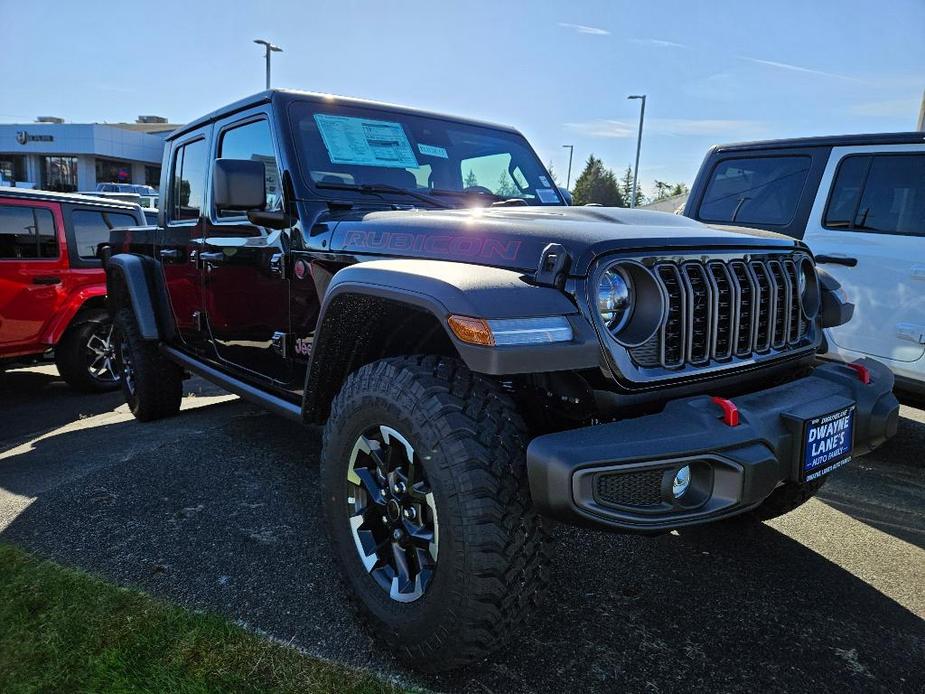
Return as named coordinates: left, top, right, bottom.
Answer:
left=801, top=405, right=856, bottom=481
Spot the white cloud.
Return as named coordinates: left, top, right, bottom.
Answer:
left=565, top=118, right=766, bottom=139
left=630, top=38, right=687, bottom=48
left=849, top=98, right=921, bottom=118
left=558, top=22, right=610, bottom=36
left=738, top=56, right=860, bottom=82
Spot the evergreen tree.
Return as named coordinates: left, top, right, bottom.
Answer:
left=464, top=169, right=479, bottom=188
left=572, top=155, right=624, bottom=207
left=652, top=180, right=690, bottom=202
left=618, top=166, right=644, bottom=207
left=495, top=170, right=518, bottom=198
left=545, top=162, right=560, bottom=185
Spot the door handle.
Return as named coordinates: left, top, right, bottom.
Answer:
left=199, top=251, right=226, bottom=265
left=269, top=252, right=286, bottom=279
left=32, top=276, right=61, bottom=285
left=815, top=255, right=858, bottom=267
left=159, top=249, right=180, bottom=261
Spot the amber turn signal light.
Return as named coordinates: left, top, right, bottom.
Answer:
left=447, top=315, right=495, bottom=346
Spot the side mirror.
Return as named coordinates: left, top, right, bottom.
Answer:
left=557, top=187, right=573, bottom=205
left=213, top=159, right=266, bottom=212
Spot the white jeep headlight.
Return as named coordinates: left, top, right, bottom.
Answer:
left=597, top=266, right=632, bottom=332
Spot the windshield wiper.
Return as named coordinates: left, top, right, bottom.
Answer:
left=314, top=181, right=452, bottom=209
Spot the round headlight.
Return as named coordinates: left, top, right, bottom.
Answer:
left=598, top=267, right=632, bottom=332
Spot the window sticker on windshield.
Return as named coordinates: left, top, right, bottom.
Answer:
left=314, top=114, right=419, bottom=168
left=536, top=188, right=559, bottom=204
left=418, top=143, right=448, bottom=159
left=539, top=175, right=550, bottom=187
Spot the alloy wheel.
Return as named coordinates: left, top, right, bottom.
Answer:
left=84, top=323, right=120, bottom=384
left=346, top=425, right=438, bottom=602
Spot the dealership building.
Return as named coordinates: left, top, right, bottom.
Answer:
left=0, top=116, right=180, bottom=192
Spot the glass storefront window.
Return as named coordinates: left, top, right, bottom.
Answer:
left=42, top=156, right=78, bottom=192
left=145, top=165, right=161, bottom=189
left=0, top=155, right=27, bottom=185
left=96, top=158, right=132, bottom=184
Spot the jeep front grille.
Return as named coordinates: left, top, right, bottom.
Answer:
left=631, top=255, right=811, bottom=370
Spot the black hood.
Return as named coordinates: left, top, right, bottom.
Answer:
left=329, top=206, right=802, bottom=275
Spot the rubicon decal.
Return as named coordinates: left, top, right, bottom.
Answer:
left=342, top=230, right=522, bottom=261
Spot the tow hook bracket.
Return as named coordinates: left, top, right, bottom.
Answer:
left=710, top=396, right=740, bottom=427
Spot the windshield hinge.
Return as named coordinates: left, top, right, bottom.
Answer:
left=535, top=243, right=571, bottom=289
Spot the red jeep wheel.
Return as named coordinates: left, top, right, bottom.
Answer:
left=55, top=309, right=121, bottom=393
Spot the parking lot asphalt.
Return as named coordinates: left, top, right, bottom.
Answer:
left=1, top=364, right=923, bottom=693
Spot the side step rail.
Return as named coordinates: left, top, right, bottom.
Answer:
left=160, top=345, right=302, bottom=421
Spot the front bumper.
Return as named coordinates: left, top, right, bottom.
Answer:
left=526, top=359, right=899, bottom=532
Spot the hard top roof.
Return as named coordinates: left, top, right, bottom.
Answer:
left=167, top=89, right=521, bottom=141
left=0, top=186, right=142, bottom=209
left=712, top=131, right=925, bottom=153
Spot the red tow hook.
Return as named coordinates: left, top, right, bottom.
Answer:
left=847, top=362, right=872, bottom=385
left=710, top=396, right=740, bottom=427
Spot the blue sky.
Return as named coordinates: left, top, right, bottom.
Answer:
left=1, top=0, right=922, bottom=195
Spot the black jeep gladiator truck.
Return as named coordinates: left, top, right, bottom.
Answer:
left=104, top=89, right=899, bottom=671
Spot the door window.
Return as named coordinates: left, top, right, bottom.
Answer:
left=0, top=204, right=57, bottom=259
left=217, top=119, right=282, bottom=217
left=698, top=156, right=811, bottom=225
left=169, top=138, right=208, bottom=222
left=825, top=154, right=925, bottom=236
left=72, top=210, right=138, bottom=259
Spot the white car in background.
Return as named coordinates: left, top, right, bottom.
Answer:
left=685, top=132, right=925, bottom=401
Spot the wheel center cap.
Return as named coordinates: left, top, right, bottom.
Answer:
left=386, top=498, right=402, bottom=522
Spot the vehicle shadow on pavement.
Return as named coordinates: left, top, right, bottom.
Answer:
left=0, top=405, right=922, bottom=693
left=818, top=408, right=925, bottom=550
left=0, top=366, right=125, bottom=445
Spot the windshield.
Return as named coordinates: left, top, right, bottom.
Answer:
left=289, top=100, right=562, bottom=207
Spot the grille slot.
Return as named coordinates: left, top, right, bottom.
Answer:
left=656, top=265, right=686, bottom=368
left=630, top=254, right=811, bottom=371
left=594, top=469, right=665, bottom=508
left=681, top=263, right=713, bottom=364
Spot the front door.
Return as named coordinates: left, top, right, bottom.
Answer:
left=0, top=198, right=64, bottom=358
left=804, top=145, right=925, bottom=368
left=201, top=113, right=291, bottom=383
left=158, top=130, right=211, bottom=350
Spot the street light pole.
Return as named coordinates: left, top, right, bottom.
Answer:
left=562, top=144, right=574, bottom=190
left=627, top=94, right=646, bottom=208
left=254, top=39, right=283, bottom=90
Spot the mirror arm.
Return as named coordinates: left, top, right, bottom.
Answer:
left=247, top=209, right=295, bottom=229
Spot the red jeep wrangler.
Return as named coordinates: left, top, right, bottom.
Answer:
left=0, top=188, right=145, bottom=391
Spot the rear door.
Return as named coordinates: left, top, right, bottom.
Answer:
left=201, top=109, right=291, bottom=383
left=158, top=129, right=211, bottom=350
left=0, top=198, right=66, bottom=357
left=804, top=145, right=925, bottom=370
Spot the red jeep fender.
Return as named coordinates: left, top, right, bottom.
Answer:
left=40, top=285, right=107, bottom=346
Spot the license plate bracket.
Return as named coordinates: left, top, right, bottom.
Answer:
left=800, top=404, right=856, bottom=482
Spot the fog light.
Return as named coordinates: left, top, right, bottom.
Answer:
left=672, top=465, right=691, bottom=498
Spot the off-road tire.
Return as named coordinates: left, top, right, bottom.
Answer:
left=749, top=477, right=827, bottom=521
left=55, top=309, right=121, bottom=392
left=321, top=355, right=552, bottom=672
left=112, top=307, right=183, bottom=422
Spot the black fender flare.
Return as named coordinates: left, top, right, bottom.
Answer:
left=817, top=267, right=855, bottom=329
left=301, top=259, right=602, bottom=422
left=314, top=258, right=600, bottom=373
left=106, top=254, right=174, bottom=341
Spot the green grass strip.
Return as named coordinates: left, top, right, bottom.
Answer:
left=0, top=543, right=407, bottom=693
